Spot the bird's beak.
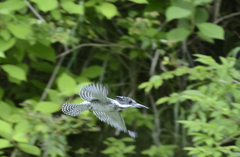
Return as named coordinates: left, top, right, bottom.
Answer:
left=134, top=103, right=149, bottom=109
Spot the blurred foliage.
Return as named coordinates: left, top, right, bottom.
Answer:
left=0, top=0, right=240, bottom=156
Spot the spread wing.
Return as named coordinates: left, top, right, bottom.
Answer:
left=79, top=83, right=109, bottom=103
left=93, top=111, right=127, bottom=132
left=62, top=103, right=87, bottom=116
left=93, top=111, right=137, bottom=138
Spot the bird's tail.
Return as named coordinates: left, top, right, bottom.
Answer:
left=128, top=130, right=138, bottom=138
left=62, top=103, right=86, bottom=116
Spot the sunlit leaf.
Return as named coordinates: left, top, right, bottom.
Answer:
left=81, top=66, right=102, bottom=78
left=197, top=22, right=224, bottom=39
left=61, top=1, right=84, bottom=14
left=14, top=121, right=29, bottom=134
left=7, top=23, right=32, bottom=39
left=0, top=29, right=11, bottom=40
left=35, top=101, right=60, bottom=113
left=0, top=120, right=12, bottom=139
left=13, top=133, right=28, bottom=143
left=57, top=73, right=76, bottom=96
left=149, top=75, right=163, bottom=89
left=19, top=143, right=41, bottom=156
left=0, top=38, right=16, bottom=52
left=51, top=10, right=62, bottom=20
left=166, top=6, right=191, bottom=21
left=8, top=114, right=23, bottom=123
left=35, top=0, right=58, bottom=12
left=0, top=139, right=12, bottom=149
left=47, top=89, right=64, bottom=104
left=99, top=3, right=118, bottom=19
left=197, top=32, right=214, bottom=43
left=124, top=145, right=136, bottom=153
left=156, top=97, right=169, bottom=105
left=1, top=64, right=27, bottom=81
left=0, top=101, right=11, bottom=120
left=167, top=28, right=190, bottom=42
left=129, top=0, right=148, bottom=4
left=121, top=137, right=135, bottom=142
left=0, top=0, right=26, bottom=14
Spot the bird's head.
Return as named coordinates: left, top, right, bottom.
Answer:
left=114, top=96, right=148, bottom=109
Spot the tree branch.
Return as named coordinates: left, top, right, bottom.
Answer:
left=23, top=0, right=45, bottom=22
left=40, top=45, right=68, bottom=101
left=56, top=43, right=136, bottom=58
left=214, top=12, right=240, bottom=24
left=213, top=0, right=222, bottom=22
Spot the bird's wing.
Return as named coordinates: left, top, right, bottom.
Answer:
left=79, top=83, right=109, bottom=103
left=93, top=111, right=137, bottom=138
left=62, top=103, right=87, bottom=116
left=93, top=111, right=127, bottom=132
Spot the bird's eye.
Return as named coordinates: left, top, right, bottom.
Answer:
left=129, top=100, right=132, bottom=104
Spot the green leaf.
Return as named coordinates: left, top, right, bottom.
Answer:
left=14, top=121, right=29, bottom=134
left=0, top=29, right=11, bottom=40
left=0, top=0, right=26, bottom=14
left=194, top=8, right=209, bottom=23
left=61, top=1, right=84, bottom=14
left=166, top=6, right=191, bottom=21
left=149, top=75, right=163, bottom=89
left=51, top=10, right=62, bottom=20
left=236, top=139, right=240, bottom=148
left=121, top=137, right=135, bottom=142
left=13, top=133, right=28, bottom=143
left=19, top=143, right=41, bottom=156
left=7, top=23, right=32, bottom=39
left=129, top=0, right=148, bottom=4
left=13, top=120, right=29, bottom=142
left=182, top=90, right=205, bottom=97
left=0, top=139, right=12, bottom=149
left=99, top=3, right=118, bottom=19
left=197, top=22, right=224, bottom=39
left=193, top=0, right=213, bottom=6
left=123, top=145, right=136, bottom=153
left=28, top=42, right=56, bottom=62
left=138, top=82, right=149, bottom=89
left=0, top=52, right=6, bottom=58
left=167, top=28, right=190, bottom=41
left=81, top=66, right=103, bottom=78
left=47, top=89, right=64, bottom=104
left=0, top=101, right=11, bottom=120
left=156, top=97, right=169, bottom=105
left=35, top=0, right=58, bottom=12
left=8, top=114, right=23, bottom=123
left=57, top=73, right=76, bottom=95
left=0, top=38, right=16, bottom=52
left=31, top=61, right=54, bottom=73
left=1, top=64, right=27, bottom=81
left=0, top=120, right=12, bottom=139
left=197, top=32, right=214, bottom=43
left=35, top=101, right=60, bottom=113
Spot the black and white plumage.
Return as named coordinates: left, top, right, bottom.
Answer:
left=62, top=83, right=148, bottom=138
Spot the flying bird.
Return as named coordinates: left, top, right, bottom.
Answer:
left=62, top=83, right=148, bottom=138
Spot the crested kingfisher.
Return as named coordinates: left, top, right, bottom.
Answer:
left=62, top=83, right=148, bottom=138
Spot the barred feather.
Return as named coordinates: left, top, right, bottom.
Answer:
left=79, top=83, right=109, bottom=103
left=62, top=103, right=85, bottom=116
left=93, top=111, right=137, bottom=138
